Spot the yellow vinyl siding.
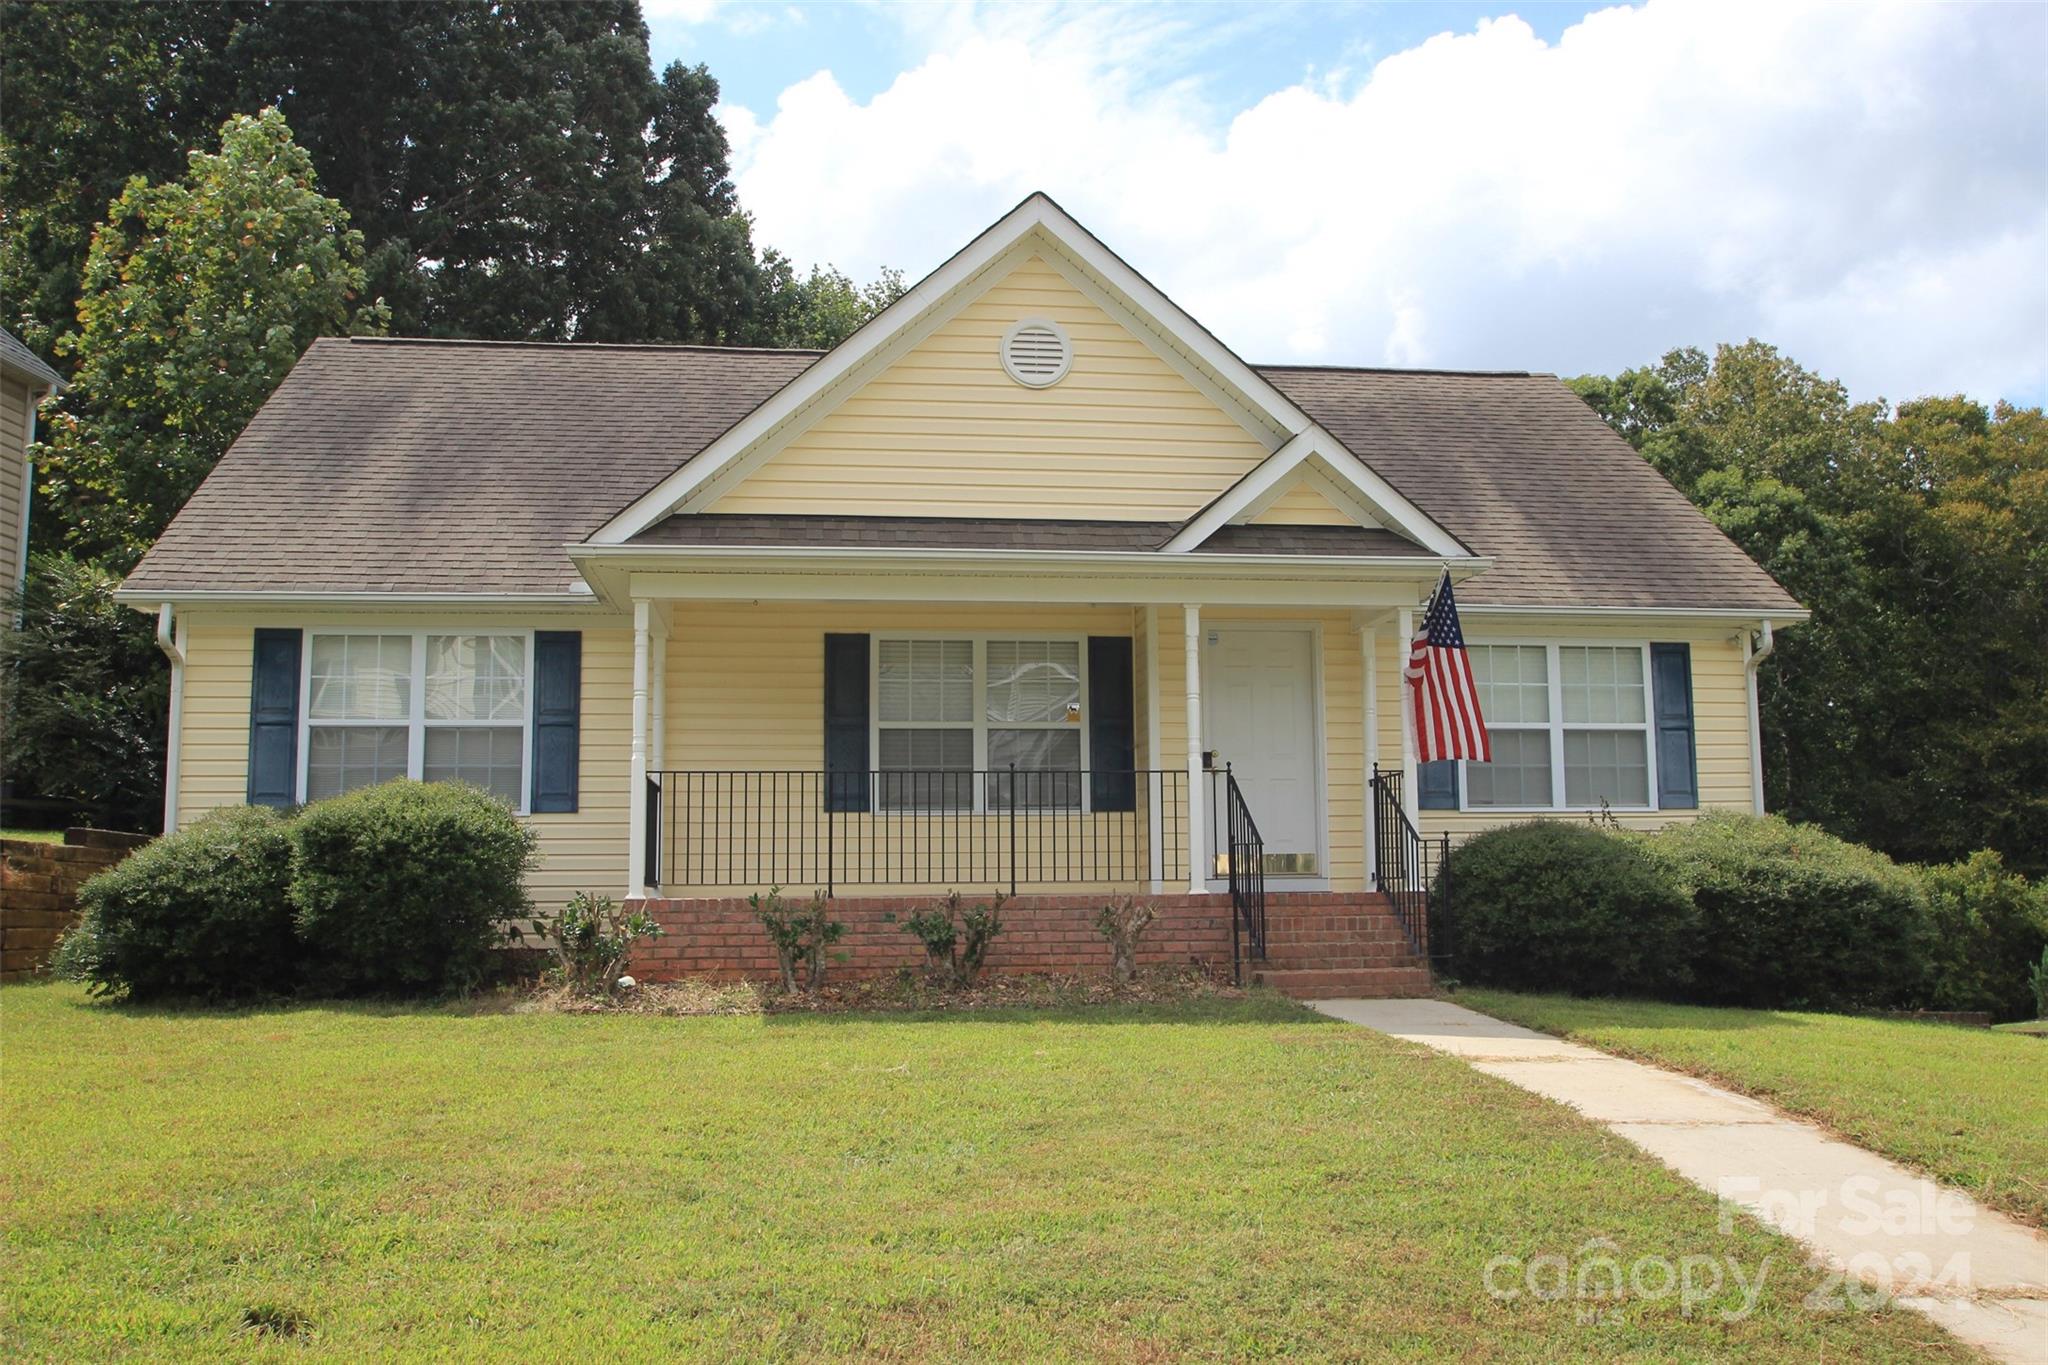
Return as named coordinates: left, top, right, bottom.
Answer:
left=1362, top=620, right=1756, bottom=840
left=170, top=615, right=632, bottom=908
left=1248, top=481, right=1354, bottom=526
left=711, top=255, right=1273, bottom=520
left=0, top=376, right=30, bottom=594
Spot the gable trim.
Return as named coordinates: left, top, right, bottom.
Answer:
left=1163, top=427, right=1471, bottom=557
left=1239, top=462, right=1382, bottom=529
left=589, top=192, right=1340, bottom=546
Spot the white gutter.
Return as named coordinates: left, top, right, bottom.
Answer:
left=1744, top=619, right=1776, bottom=814
left=156, top=604, right=187, bottom=833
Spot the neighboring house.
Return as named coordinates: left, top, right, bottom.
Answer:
left=1, top=329, right=64, bottom=607
left=117, top=196, right=1802, bottom=992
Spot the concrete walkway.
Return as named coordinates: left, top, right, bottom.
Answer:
left=1313, top=998, right=2048, bottom=1364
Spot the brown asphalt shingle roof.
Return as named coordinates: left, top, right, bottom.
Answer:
left=124, top=336, right=1798, bottom=613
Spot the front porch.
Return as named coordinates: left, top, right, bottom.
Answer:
left=609, top=586, right=1453, bottom=992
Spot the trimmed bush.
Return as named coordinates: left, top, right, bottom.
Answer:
left=54, top=806, right=295, bottom=999
left=290, top=780, right=536, bottom=995
left=1646, top=812, right=1930, bottom=1011
left=1437, top=822, right=1696, bottom=997
left=1917, top=851, right=2048, bottom=1022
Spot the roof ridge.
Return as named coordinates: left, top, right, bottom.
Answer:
left=338, top=335, right=825, bottom=357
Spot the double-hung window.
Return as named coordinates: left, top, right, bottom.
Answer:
left=1465, top=643, right=1654, bottom=810
left=304, top=631, right=532, bottom=809
left=873, top=636, right=1085, bottom=810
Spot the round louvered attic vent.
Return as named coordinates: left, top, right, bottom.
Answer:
left=1000, top=318, right=1072, bottom=388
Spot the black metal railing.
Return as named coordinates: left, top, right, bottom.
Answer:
left=644, top=768, right=1189, bottom=896
left=1370, top=766, right=1451, bottom=967
left=1221, top=765, right=1267, bottom=982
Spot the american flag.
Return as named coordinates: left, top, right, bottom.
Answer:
left=1406, top=571, right=1492, bottom=763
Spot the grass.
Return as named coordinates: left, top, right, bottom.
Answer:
left=0, top=827, right=64, bottom=844
left=1459, top=989, right=2048, bottom=1230
left=1, top=983, right=1968, bottom=1362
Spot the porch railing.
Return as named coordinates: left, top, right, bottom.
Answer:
left=1220, top=765, right=1267, bottom=982
left=1369, top=766, right=1451, bottom=967
left=645, top=768, right=1189, bottom=897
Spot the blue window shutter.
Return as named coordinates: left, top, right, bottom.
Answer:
left=823, top=634, right=870, bottom=812
left=531, top=632, right=581, bottom=813
left=1651, top=642, right=1698, bottom=809
left=1418, top=760, right=1459, bottom=810
left=247, top=628, right=301, bottom=809
left=1087, top=636, right=1136, bottom=812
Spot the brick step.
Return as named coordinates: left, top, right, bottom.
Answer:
left=1252, top=966, right=1435, bottom=999
left=1258, top=949, right=1424, bottom=971
left=1263, top=913, right=1402, bottom=930
left=1263, top=926, right=1413, bottom=945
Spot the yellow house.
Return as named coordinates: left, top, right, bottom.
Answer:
left=2, top=329, right=64, bottom=613
left=118, top=196, right=1803, bottom=994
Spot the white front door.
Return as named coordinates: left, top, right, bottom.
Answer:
left=1204, top=625, right=1322, bottom=881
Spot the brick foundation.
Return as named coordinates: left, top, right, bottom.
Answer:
left=0, top=829, right=152, bottom=981
left=625, top=891, right=1431, bottom=997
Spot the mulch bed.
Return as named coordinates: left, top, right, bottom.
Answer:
left=524, top=968, right=1246, bottom=1017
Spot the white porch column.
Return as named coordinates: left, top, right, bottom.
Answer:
left=628, top=599, right=652, bottom=899
left=1396, top=606, right=1420, bottom=829
left=1361, top=619, right=1377, bottom=890
left=1183, top=604, right=1205, bottom=894
left=1144, top=604, right=1164, bottom=895
left=648, top=606, right=669, bottom=893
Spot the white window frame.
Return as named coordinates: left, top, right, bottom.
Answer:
left=869, top=631, right=1092, bottom=813
left=297, top=628, right=537, bottom=814
left=1458, top=639, right=1660, bottom=814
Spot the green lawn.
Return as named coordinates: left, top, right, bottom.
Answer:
left=0, top=827, right=64, bottom=844
left=1460, top=990, right=2048, bottom=1230
left=1, top=984, right=1966, bottom=1361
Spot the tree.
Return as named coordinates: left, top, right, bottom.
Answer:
left=0, top=554, right=168, bottom=833
left=1569, top=345, right=2048, bottom=876
left=2, top=4, right=866, bottom=355
left=753, top=258, right=909, bottom=350
left=32, top=108, right=385, bottom=566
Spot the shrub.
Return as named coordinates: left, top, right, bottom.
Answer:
left=1095, top=895, right=1157, bottom=986
left=1437, top=822, right=1695, bottom=998
left=54, top=806, right=295, bottom=999
left=290, top=780, right=536, bottom=995
left=525, top=892, right=664, bottom=996
left=1916, top=851, right=2048, bottom=1022
left=899, top=890, right=1005, bottom=986
left=903, top=904, right=959, bottom=981
left=748, top=886, right=844, bottom=993
left=956, top=891, right=1006, bottom=982
left=1646, top=812, right=1930, bottom=1011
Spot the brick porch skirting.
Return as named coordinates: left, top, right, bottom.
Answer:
left=624, top=891, right=1389, bottom=984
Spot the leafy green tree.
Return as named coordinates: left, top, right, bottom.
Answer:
left=0, top=1, right=248, bottom=362
left=2, top=4, right=863, bottom=355
left=32, top=108, right=385, bottom=565
left=1570, top=345, right=2048, bottom=875
left=0, top=553, right=168, bottom=832
left=754, top=258, right=909, bottom=349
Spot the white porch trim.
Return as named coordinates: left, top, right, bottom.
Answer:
left=1183, top=604, right=1205, bottom=895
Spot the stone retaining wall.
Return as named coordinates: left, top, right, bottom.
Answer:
left=0, top=829, right=151, bottom=981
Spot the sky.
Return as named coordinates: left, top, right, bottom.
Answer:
left=646, top=1, right=2048, bottom=408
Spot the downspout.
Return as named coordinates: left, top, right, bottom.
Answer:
left=156, top=603, right=186, bottom=833
left=1744, top=620, right=1775, bottom=815
left=14, top=395, right=39, bottom=603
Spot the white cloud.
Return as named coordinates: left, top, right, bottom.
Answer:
left=722, top=1, right=2047, bottom=404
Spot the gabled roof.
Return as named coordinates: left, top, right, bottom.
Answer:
left=120, top=335, right=1800, bottom=614
left=0, top=328, right=65, bottom=393
left=585, top=192, right=1468, bottom=558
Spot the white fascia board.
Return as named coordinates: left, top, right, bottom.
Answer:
left=588, top=192, right=1334, bottom=545
left=571, top=540, right=1486, bottom=578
